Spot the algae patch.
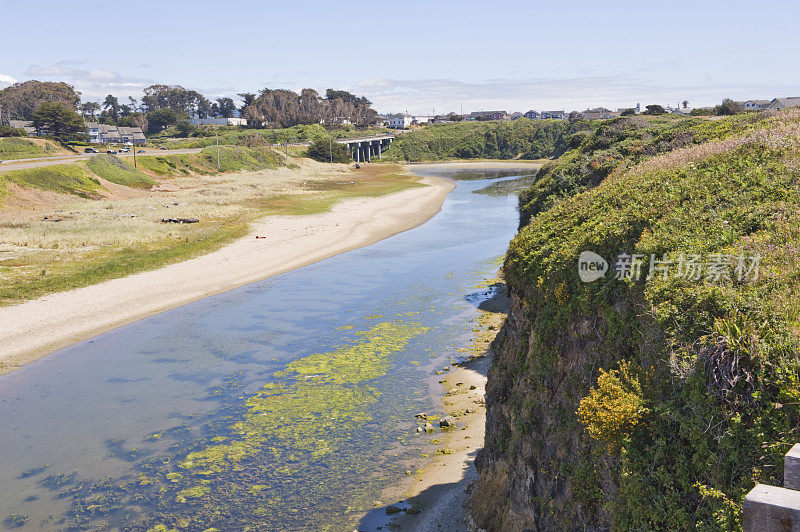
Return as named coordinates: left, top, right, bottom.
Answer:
left=112, top=319, right=430, bottom=530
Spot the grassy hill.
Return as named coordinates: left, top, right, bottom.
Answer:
left=472, top=110, right=800, bottom=529
left=381, top=118, right=595, bottom=162
left=0, top=137, right=72, bottom=160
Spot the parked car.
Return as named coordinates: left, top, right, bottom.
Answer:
left=106, top=150, right=117, bottom=155
left=119, top=147, right=130, bottom=153
left=159, top=146, right=168, bottom=150
left=84, top=147, right=99, bottom=153
left=137, top=150, right=146, bottom=153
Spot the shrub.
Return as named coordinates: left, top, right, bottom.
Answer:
left=577, top=361, right=647, bottom=449
left=306, top=138, right=351, bottom=163
left=715, top=98, right=744, bottom=116
left=0, top=125, right=25, bottom=137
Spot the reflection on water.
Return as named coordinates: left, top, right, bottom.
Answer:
left=0, top=164, right=531, bottom=530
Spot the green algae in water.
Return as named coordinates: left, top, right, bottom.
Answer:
left=64, top=320, right=428, bottom=531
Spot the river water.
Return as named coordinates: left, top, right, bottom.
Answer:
left=0, top=164, right=534, bottom=531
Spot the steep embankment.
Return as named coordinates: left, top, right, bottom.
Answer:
left=472, top=111, right=800, bottom=529
left=0, top=137, right=73, bottom=160
left=382, top=118, right=594, bottom=162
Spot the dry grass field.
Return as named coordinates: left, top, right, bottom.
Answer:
left=0, top=153, right=422, bottom=305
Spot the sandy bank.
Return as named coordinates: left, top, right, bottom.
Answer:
left=0, top=175, right=453, bottom=374
left=359, top=283, right=509, bottom=531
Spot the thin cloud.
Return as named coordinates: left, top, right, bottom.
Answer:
left=0, top=74, right=17, bottom=85
left=23, top=63, right=153, bottom=101
left=349, top=76, right=800, bottom=115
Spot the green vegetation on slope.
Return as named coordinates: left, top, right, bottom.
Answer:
left=475, top=109, right=800, bottom=529
left=1, top=164, right=101, bottom=197
left=85, top=154, right=157, bottom=188
left=0, top=138, right=63, bottom=160
left=518, top=112, right=771, bottom=226
left=381, top=118, right=594, bottom=162
left=134, top=145, right=284, bottom=176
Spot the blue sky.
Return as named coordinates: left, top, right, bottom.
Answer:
left=2, top=0, right=800, bottom=114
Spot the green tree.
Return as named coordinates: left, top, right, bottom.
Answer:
left=715, top=98, right=743, bottom=115
left=175, top=119, right=196, bottom=137
left=620, top=108, right=636, bottom=116
left=306, top=138, right=351, bottom=163
left=0, top=80, right=81, bottom=120
left=0, top=124, right=26, bottom=137
left=146, top=108, right=185, bottom=134
left=216, top=97, right=237, bottom=118
left=32, top=102, right=87, bottom=141
left=80, top=101, right=100, bottom=120
left=238, top=92, right=256, bottom=116
left=103, top=94, right=120, bottom=121
left=118, top=112, right=148, bottom=132
left=642, top=104, right=666, bottom=115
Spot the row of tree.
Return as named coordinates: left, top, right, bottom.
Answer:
left=241, top=88, right=377, bottom=128
left=0, top=80, right=378, bottom=137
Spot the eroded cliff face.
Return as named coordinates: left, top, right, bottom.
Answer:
left=470, top=284, right=639, bottom=531
left=467, top=112, right=800, bottom=531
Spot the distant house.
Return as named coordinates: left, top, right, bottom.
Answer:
left=540, top=110, right=566, bottom=120
left=86, top=122, right=146, bottom=145
left=118, top=126, right=146, bottom=144
left=99, top=124, right=122, bottom=143
left=9, top=120, right=36, bottom=135
left=509, top=112, right=524, bottom=120
left=412, top=115, right=434, bottom=125
left=581, top=107, right=614, bottom=119
left=741, top=100, right=771, bottom=111
left=467, top=111, right=509, bottom=121
left=523, top=110, right=540, bottom=120
left=768, top=97, right=800, bottom=110
left=388, top=113, right=413, bottom=129
left=468, top=111, right=508, bottom=120
left=189, top=117, right=247, bottom=126
left=86, top=122, right=101, bottom=143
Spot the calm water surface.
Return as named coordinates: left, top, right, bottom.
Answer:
left=0, top=165, right=533, bottom=531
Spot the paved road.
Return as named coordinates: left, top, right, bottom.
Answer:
left=0, top=148, right=203, bottom=172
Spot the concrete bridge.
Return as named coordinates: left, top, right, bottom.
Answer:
left=335, top=134, right=394, bottom=162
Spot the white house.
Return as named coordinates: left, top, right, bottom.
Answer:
left=741, top=100, right=771, bottom=111
left=388, top=114, right=413, bottom=129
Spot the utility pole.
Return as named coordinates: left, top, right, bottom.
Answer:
left=133, top=134, right=137, bottom=168
left=216, top=127, right=220, bottom=171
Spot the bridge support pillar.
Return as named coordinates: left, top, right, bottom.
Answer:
left=378, top=142, right=382, bottom=159
left=366, top=142, right=371, bottom=162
